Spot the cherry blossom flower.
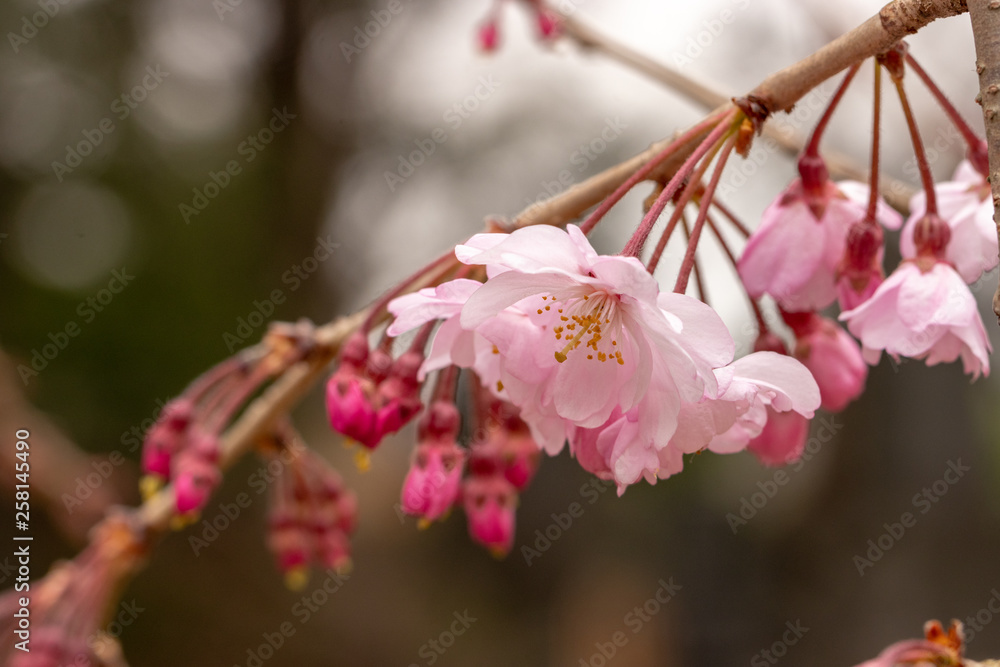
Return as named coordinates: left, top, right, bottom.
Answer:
left=785, top=312, right=867, bottom=412
left=705, top=352, right=821, bottom=463
left=458, top=224, right=732, bottom=448
left=387, top=279, right=503, bottom=388
left=901, top=159, right=997, bottom=283
left=738, top=179, right=900, bottom=311
left=571, top=351, right=820, bottom=490
left=840, top=259, right=991, bottom=378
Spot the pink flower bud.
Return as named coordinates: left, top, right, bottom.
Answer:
left=401, top=439, right=465, bottom=522
left=477, top=19, right=500, bottom=52
left=173, top=432, right=220, bottom=514
left=462, top=475, right=517, bottom=557
left=791, top=315, right=866, bottom=412
left=536, top=10, right=560, bottom=39
left=747, top=409, right=811, bottom=466
left=371, top=349, right=425, bottom=445
left=140, top=398, right=194, bottom=479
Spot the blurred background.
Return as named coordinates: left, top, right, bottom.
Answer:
left=1, top=0, right=999, bottom=665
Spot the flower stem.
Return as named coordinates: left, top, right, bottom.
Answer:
left=622, top=111, right=738, bottom=258
left=361, top=249, right=459, bottom=331
left=892, top=73, right=938, bottom=215
left=866, top=59, right=882, bottom=221
left=803, top=62, right=862, bottom=157
left=710, top=200, right=751, bottom=238
left=645, top=138, right=725, bottom=273
left=905, top=53, right=986, bottom=159
left=679, top=213, right=706, bottom=301
left=580, top=109, right=736, bottom=236
left=706, top=212, right=768, bottom=333
left=674, top=133, right=739, bottom=294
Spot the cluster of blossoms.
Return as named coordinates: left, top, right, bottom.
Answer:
left=263, top=428, right=358, bottom=587
left=137, top=324, right=361, bottom=582
left=324, top=220, right=821, bottom=556
left=740, top=49, right=994, bottom=380
left=318, top=44, right=997, bottom=560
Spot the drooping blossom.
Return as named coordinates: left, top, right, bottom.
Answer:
left=739, top=178, right=901, bottom=312
left=172, top=430, right=220, bottom=515
left=325, top=331, right=420, bottom=450
left=840, top=258, right=991, bottom=378
left=400, top=400, right=465, bottom=524
left=901, top=159, right=998, bottom=283
left=266, top=440, right=357, bottom=587
left=783, top=311, right=867, bottom=412
left=387, top=279, right=502, bottom=389
left=704, top=352, right=821, bottom=466
left=835, top=218, right=886, bottom=311
left=456, top=224, right=732, bottom=453
left=570, top=350, right=820, bottom=490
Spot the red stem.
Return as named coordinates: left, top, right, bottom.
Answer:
left=710, top=200, right=751, bottom=238
left=623, top=113, right=737, bottom=258
left=905, top=53, right=985, bottom=157
left=362, top=248, right=459, bottom=331
left=680, top=214, right=706, bottom=301
left=706, top=213, right=768, bottom=333
left=646, top=138, right=725, bottom=273
left=578, top=109, right=736, bottom=235
left=892, top=75, right=938, bottom=215
left=866, top=60, right=882, bottom=221
left=804, top=62, right=862, bottom=157
left=674, top=133, right=738, bottom=294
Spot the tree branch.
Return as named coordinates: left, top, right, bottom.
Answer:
left=967, top=0, right=1000, bottom=323
left=516, top=0, right=967, bottom=229
left=558, top=13, right=916, bottom=209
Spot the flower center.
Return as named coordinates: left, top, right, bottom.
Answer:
left=538, top=292, right=625, bottom=365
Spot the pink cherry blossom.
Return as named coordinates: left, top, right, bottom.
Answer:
left=901, top=159, right=997, bottom=283
left=458, top=224, right=733, bottom=449
left=746, top=409, right=811, bottom=466
left=786, top=313, right=867, bottom=412
left=840, top=259, right=991, bottom=378
left=570, top=351, right=820, bottom=491
left=387, top=278, right=505, bottom=390
left=738, top=180, right=900, bottom=311
left=705, top=352, right=820, bottom=459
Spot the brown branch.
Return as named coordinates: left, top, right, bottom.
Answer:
left=749, top=0, right=969, bottom=112
left=558, top=14, right=916, bottom=209
left=517, top=0, right=966, bottom=230
left=968, top=0, right=1000, bottom=323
